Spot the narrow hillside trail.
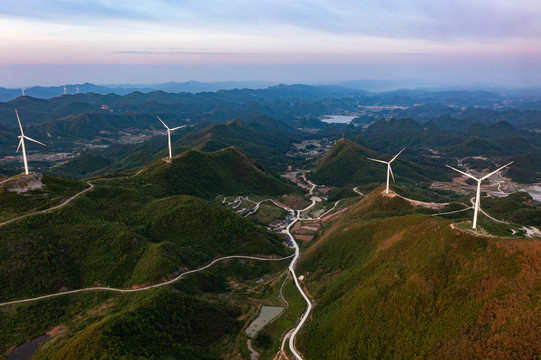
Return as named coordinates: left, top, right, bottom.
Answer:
left=0, top=180, right=95, bottom=228
left=385, top=190, right=450, bottom=210
left=0, top=165, right=155, bottom=228
left=384, top=189, right=508, bottom=225
left=469, top=196, right=510, bottom=224
left=0, top=254, right=294, bottom=307
left=247, top=339, right=259, bottom=360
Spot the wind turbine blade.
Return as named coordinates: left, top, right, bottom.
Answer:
left=14, top=109, right=24, bottom=135
left=445, top=164, right=479, bottom=181
left=170, top=125, right=186, bottom=131
left=367, top=157, right=389, bottom=165
left=16, top=138, right=22, bottom=152
left=480, top=161, right=514, bottom=181
left=389, top=165, right=396, bottom=182
left=156, top=116, right=169, bottom=130
left=23, top=135, right=46, bottom=147
left=390, top=147, right=406, bottom=163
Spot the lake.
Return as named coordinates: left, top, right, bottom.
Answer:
left=320, top=115, right=357, bottom=124
left=245, top=306, right=284, bottom=337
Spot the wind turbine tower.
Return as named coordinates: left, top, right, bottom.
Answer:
left=157, top=116, right=186, bottom=160
left=367, top=148, right=405, bottom=194
left=14, top=109, right=46, bottom=175
left=64, top=86, right=67, bottom=95
left=76, top=85, right=79, bottom=94
left=446, top=162, right=513, bottom=229
left=21, top=87, right=25, bottom=96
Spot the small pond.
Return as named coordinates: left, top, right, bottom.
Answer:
left=522, top=185, right=541, bottom=202
left=245, top=306, right=284, bottom=337
left=8, top=334, right=50, bottom=360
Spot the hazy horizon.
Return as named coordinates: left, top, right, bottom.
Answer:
left=1, top=1, right=540, bottom=88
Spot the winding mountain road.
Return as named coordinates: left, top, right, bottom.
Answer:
left=269, top=196, right=317, bottom=360
left=0, top=180, right=95, bottom=228
left=0, top=254, right=294, bottom=307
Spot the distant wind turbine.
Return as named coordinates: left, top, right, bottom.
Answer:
left=76, top=85, right=79, bottom=94
left=157, top=116, right=186, bottom=160
left=64, top=86, right=67, bottom=95
left=446, top=162, right=513, bottom=229
left=367, top=148, right=405, bottom=194
left=14, top=109, right=46, bottom=175
left=21, top=87, right=25, bottom=96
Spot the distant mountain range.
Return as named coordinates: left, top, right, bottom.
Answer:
left=0, top=81, right=362, bottom=102
left=3, top=80, right=541, bottom=104
left=0, top=81, right=273, bottom=102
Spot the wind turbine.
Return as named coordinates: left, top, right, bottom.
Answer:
left=14, top=109, right=46, bottom=175
left=21, top=87, right=25, bottom=96
left=157, top=116, right=186, bottom=160
left=446, top=162, right=513, bottom=229
left=64, top=86, right=67, bottom=95
left=76, top=85, right=79, bottom=94
left=367, top=148, right=405, bottom=194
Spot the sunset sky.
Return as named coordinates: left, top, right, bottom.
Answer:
left=1, top=0, right=540, bottom=87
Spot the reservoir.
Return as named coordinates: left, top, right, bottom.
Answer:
left=522, top=185, right=541, bottom=202
left=321, top=115, right=357, bottom=124
left=245, top=306, right=284, bottom=337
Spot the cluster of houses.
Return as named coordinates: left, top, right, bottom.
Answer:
left=267, top=212, right=296, bottom=248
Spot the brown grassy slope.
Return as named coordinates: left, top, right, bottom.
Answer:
left=297, top=187, right=541, bottom=360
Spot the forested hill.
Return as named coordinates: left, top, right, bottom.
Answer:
left=310, top=139, right=449, bottom=188
left=133, top=146, right=298, bottom=199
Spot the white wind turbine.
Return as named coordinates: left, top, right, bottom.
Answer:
left=446, top=162, right=513, bottom=229
left=14, top=109, right=46, bottom=175
left=367, top=148, right=405, bottom=194
left=157, top=116, right=186, bottom=160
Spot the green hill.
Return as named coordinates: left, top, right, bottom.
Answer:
left=365, top=118, right=424, bottom=133
left=0, top=174, right=87, bottom=222
left=0, top=148, right=296, bottom=301
left=296, top=188, right=541, bottom=359
left=32, top=288, right=241, bottom=360
left=0, top=186, right=287, bottom=301
left=181, top=116, right=303, bottom=169
left=310, top=139, right=449, bottom=188
left=133, top=146, right=298, bottom=199
left=0, top=148, right=295, bottom=358
left=50, top=152, right=113, bottom=178
left=505, top=153, right=541, bottom=183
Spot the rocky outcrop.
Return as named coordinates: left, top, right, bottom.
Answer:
left=0, top=173, right=44, bottom=193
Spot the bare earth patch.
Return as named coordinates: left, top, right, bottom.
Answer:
left=46, top=325, right=67, bottom=337
left=377, top=230, right=405, bottom=252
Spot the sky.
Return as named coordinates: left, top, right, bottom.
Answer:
left=0, top=0, right=540, bottom=88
